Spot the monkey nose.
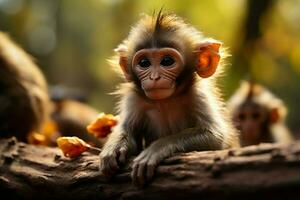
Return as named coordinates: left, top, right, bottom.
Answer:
left=150, top=72, right=161, bottom=81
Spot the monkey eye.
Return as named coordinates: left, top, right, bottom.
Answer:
left=138, top=58, right=151, bottom=68
left=252, top=112, right=260, bottom=120
left=238, top=113, right=246, bottom=121
left=160, top=56, right=175, bottom=67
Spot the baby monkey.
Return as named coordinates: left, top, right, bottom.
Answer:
left=227, top=81, right=293, bottom=146
left=99, top=12, right=240, bottom=185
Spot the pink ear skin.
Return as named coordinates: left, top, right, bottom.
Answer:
left=269, top=108, right=280, bottom=124
left=115, top=45, right=131, bottom=81
left=196, top=42, right=221, bottom=78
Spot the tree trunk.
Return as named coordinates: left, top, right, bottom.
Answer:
left=1, top=137, right=300, bottom=200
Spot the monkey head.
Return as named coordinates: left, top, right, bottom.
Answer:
left=228, top=81, right=287, bottom=145
left=113, top=13, right=222, bottom=100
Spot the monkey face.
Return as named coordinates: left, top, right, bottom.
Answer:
left=132, top=48, right=184, bottom=100
left=234, top=104, right=268, bottom=143
left=114, top=14, right=221, bottom=101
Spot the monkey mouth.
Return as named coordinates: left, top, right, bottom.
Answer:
left=142, top=83, right=175, bottom=92
left=144, top=87, right=172, bottom=91
left=143, top=87, right=175, bottom=100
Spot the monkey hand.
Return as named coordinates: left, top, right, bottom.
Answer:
left=99, top=143, right=128, bottom=178
left=132, top=143, right=168, bottom=186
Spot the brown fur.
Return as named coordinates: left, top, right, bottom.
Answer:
left=100, top=13, right=240, bottom=185
left=228, top=81, right=293, bottom=146
left=0, top=32, right=50, bottom=141
left=0, top=32, right=106, bottom=145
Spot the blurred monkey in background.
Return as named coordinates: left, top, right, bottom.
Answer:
left=227, top=81, right=293, bottom=146
left=0, top=32, right=103, bottom=146
left=0, top=32, right=50, bottom=142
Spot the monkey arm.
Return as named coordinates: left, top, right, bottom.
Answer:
left=148, top=127, right=223, bottom=155
left=99, top=122, right=143, bottom=177
left=132, top=126, right=224, bottom=185
left=99, top=129, right=130, bottom=176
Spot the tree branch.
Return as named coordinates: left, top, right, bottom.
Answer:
left=1, top=137, right=300, bottom=200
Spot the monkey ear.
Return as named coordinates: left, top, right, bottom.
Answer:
left=115, top=45, right=131, bottom=81
left=269, top=108, right=280, bottom=124
left=195, top=41, right=221, bottom=78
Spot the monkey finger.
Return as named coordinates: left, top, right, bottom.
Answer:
left=133, top=155, right=142, bottom=163
left=99, top=156, right=108, bottom=172
left=99, top=153, right=118, bottom=175
left=136, top=161, right=146, bottom=186
left=146, top=160, right=156, bottom=182
left=99, top=162, right=105, bottom=173
left=133, top=151, right=147, bottom=163
left=99, top=161, right=112, bottom=177
left=131, top=162, right=139, bottom=184
left=108, top=155, right=119, bottom=171
left=118, top=147, right=128, bottom=164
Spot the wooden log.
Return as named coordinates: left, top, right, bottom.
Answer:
left=1, top=137, right=300, bottom=200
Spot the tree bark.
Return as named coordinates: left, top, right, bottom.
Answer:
left=1, top=137, right=300, bottom=200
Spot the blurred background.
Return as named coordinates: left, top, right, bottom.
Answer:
left=1, top=0, right=300, bottom=138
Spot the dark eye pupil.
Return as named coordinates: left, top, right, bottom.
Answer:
left=238, top=113, right=246, bottom=121
left=161, top=56, right=175, bottom=66
left=138, top=58, right=151, bottom=68
left=252, top=112, right=260, bottom=120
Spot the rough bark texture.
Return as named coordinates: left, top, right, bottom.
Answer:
left=1, top=137, right=300, bottom=200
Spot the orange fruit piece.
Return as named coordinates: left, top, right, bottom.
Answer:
left=86, top=113, right=117, bottom=138
left=57, top=136, right=90, bottom=158
left=27, top=132, right=47, bottom=145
